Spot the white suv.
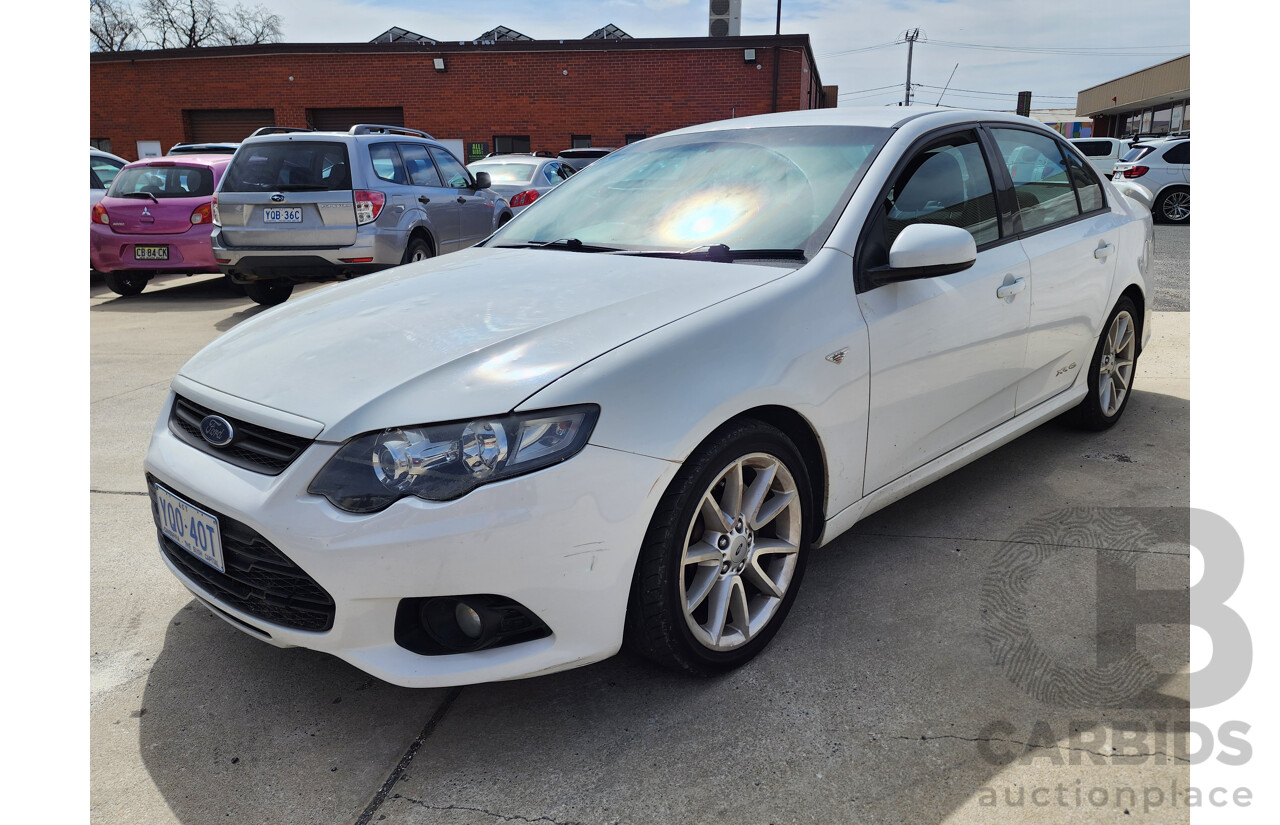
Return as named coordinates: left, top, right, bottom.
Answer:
left=1111, top=136, right=1189, bottom=224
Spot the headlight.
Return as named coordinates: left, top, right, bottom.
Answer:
left=308, top=405, right=599, bottom=513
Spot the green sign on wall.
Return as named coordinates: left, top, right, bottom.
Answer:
left=467, top=142, right=488, bottom=163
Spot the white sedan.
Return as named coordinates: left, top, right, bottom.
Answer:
left=144, top=107, right=1153, bottom=687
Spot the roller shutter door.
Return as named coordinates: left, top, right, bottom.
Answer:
left=187, top=109, right=276, bottom=142
left=307, top=107, right=405, bottom=132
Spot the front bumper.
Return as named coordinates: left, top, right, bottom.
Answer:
left=89, top=224, right=219, bottom=274
left=143, top=392, right=677, bottom=687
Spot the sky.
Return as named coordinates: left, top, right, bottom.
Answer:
left=250, top=0, right=1191, bottom=113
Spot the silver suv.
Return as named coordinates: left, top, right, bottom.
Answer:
left=212, top=125, right=514, bottom=305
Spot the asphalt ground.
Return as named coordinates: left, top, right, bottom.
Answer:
left=90, top=228, right=1191, bottom=825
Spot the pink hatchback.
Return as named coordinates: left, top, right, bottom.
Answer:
left=90, top=155, right=232, bottom=296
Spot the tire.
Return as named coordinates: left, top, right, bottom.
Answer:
left=1076, top=296, right=1139, bottom=431
left=401, top=236, right=433, bottom=265
left=624, top=419, right=812, bottom=675
left=1155, top=186, right=1189, bottom=224
left=103, top=270, right=147, bottom=296
left=244, top=279, right=294, bottom=306
left=498, top=213, right=512, bottom=228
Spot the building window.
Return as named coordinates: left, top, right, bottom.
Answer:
left=571, top=135, right=591, bottom=148
left=625, top=133, right=646, bottom=144
left=493, top=135, right=531, bottom=155
left=90, top=138, right=112, bottom=153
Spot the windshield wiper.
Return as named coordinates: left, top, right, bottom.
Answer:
left=618, top=244, right=807, bottom=263
left=121, top=191, right=159, bottom=203
left=490, top=238, right=622, bottom=253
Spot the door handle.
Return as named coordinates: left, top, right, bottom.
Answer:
left=1094, top=242, right=1114, bottom=260
left=996, top=277, right=1026, bottom=300
left=418, top=196, right=431, bottom=204
left=456, top=196, right=467, bottom=204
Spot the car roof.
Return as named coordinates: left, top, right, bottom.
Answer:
left=91, top=147, right=127, bottom=163
left=121, top=155, right=234, bottom=169
left=665, top=106, right=1059, bottom=138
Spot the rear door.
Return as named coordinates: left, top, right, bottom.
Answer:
left=396, top=142, right=459, bottom=253
left=987, top=127, right=1121, bottom=413
left=216, top=140, right=357, bottom=248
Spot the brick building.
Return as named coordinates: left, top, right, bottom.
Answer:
left=90, top=33, right=833, bottom=162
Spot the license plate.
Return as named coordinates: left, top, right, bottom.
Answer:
left=154, top=484, right=225, bottom=573
left=135, top=245, right=169, bottom=261
left=263, top=207, right=303, bottom=223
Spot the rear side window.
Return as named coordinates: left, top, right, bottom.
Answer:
left=1063, top=151, right=1105, bottom=213
left=1162, top=142, right=1190, bottom=164
left=369, top=143, right=409, bottom=184
left=1121, top=146, right=1154, bottom=163
left=992, top=128, right=1078, bottom=232
left=221, top=141, right=351, bottom=192
left=108, top=165, right=216, bottom=198
left=398, top=144, right=444, bottom=186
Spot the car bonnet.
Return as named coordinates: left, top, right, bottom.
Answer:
left=177, top=247, right=796, bottom=441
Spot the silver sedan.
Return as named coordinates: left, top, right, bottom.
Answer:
left=466, top=156, right=575, bottom=214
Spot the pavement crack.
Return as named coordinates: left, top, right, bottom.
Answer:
left=91, top=489, right=148, bottom=497
left=892, top=734, right=1191, bottom=763
left=92, top=379, right=172, bottom=405
left=353, top=686, right=463, bottom=825
left=390, top=798, right=590, bottom=825
left=852, top=531, right=1189, bottom=557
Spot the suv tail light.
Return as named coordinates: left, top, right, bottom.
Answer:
left=92, top=203, right=110, bottom=225
left=190, top=203, right=213, bottom=225
left=211, top=193, right=221, bottom=226
left=1122, top=165, right=1149, bottom=179
left=354, top=190, right=386, bottom=225
left=509, top=190, right=539, bottom=208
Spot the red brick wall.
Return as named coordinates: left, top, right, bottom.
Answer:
left=91, top=45, right=813, bottom=161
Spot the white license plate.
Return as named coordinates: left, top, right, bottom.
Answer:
left=135, top=245, right=169, bottom=261
left=263, top=207, right=303, bottom=223
left=155, top=484, right=225, bottom=573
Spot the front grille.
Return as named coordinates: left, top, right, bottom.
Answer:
left=169, top=394, right=312, bottom=475
left=148, top=476, right=335, bottom=632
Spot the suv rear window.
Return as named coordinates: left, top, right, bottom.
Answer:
left=221, top=141, right=352, bottom=192
left=1121, top=146, right=1155, bottom=163
left=108, top=165, right=216, bottom=198
left=1073, top=140, right=1112, bottom=157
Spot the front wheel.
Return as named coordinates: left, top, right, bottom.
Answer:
left=1155, top=186, right=1189, bottom=224
left=1076, top=297, right=1139, bottom=430
left=244, top=279, right=294, bottom=306
left=625, top=420, right=812, bottom=675
left=103, top=270, right=148, bottom=296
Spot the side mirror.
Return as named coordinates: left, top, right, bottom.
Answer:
left=473, top=171, right=492, bottom=190
left=869, top=223, right=977, bottom=287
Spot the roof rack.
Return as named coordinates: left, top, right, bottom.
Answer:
left=249, top=126, right=315, bottom=137
left=349, top=124, right=435, bottom=139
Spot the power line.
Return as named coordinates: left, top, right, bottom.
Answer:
left=924, top=39, right=1187, bottom=57
left=914, top=83, right=1077, bottom=100
left=818, top=41, right=901, bottom=57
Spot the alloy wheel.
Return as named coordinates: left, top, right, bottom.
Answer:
left=1098, top=310, right=1136, bottom=417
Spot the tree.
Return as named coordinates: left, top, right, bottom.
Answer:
left=90, top=0, right=283, bottom=51
left=90, top=0, right=141, bottom=52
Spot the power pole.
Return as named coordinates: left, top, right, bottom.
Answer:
left=903, top=28, right=921, bottom=107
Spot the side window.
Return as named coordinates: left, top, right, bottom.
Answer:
left=399, top=144, right=444, bottom=187
left=369, top=143, right=408, bottom=185
left=1063, top=150, right=1105, bottom=213
left=1162, top=142, right=1190, bottom=165
left=559, top=164, right=575, bottom=180
left=542, top=164, right=561, bottom=185
left=884, top=132, right=1000, bottom=248
left=991, top=128, right=1078, bottom=232
left=429, top=147, right=471, bottom=189
left=91, top=157, right=124, bottom=189
left=1074, top=141, right=1109, bottom=158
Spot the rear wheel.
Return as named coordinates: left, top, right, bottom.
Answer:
left=1155, top=186, right=1189, bottom=224
left=625, top=420, right=811, bottom=675
left=244, top=279, right=294, bottom=306
left=103, top=271, right=147, bottom=296
left=401, top=237, right=433, bottom=264
left=1076, top=296, right=1139, bottom=430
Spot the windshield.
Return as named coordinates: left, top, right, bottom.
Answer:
left=469, top=162, right=537, bottom=184
left=108, top=164, right=215, bottom=198
left=487, top=125, right=890, bottom=257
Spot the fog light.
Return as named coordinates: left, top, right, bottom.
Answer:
left=455, top=601, right=483, bottom=639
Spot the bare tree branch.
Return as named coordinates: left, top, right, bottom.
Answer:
left=90, top=0, right=141, bottom=51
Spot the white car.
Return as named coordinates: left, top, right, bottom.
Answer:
left=1069, top=137, right=1130, bottom=178
left=1112, top=136, right=1189, bottom=224
left=90, top=146, right=128, bottom=210
left=144, top=108, right=1153, bottom=688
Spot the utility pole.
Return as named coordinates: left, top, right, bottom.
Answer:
left=903, top=28, right=920, bottom=107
